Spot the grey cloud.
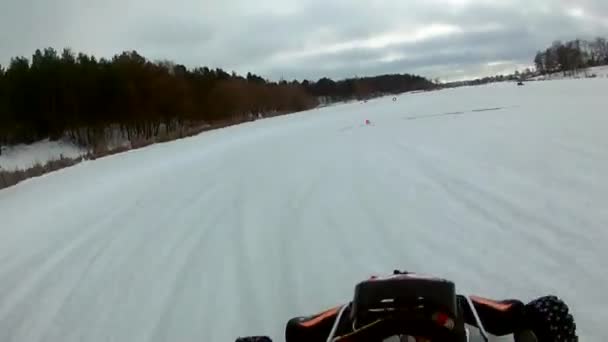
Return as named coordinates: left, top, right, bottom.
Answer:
left=135, top=21, right=215, bottom=49
left=256, top=2, right=608, bottom=80
left=1, top=0, right=607, bottom=80
left=263, top=25, right=536, bottom=79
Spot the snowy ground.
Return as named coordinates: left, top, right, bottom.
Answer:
left=532, top=65, right=608, bottom=80
left=0, top=139, right=88, bottom=171
left=1, top=78, right=607, bottom=342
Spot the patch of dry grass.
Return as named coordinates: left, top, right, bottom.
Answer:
left=0, top=121, right=239, bottom=190
left=0, top=156, right=85, bottom=189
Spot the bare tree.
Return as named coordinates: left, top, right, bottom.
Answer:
left=534, top=51, right=545, bottom=74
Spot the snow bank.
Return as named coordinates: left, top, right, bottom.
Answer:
left=532, top=65, right=608, bottom=80
left=0, top=139, right=88, bottom=171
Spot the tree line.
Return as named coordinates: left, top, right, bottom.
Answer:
left=534, top=37, right=608, bottom=75
left=446, top=36, right=608, bottom=88
left=0, top=48, right=433, bottom=148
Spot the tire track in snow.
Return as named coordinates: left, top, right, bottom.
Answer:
left=0, top=204, right=127, bottom=287
left=2, top=82, right=608, bottom=341
left=410, top=150, right=563, bottom=251
left=0, top=164, right=230, bottom=342
left=396, top=144, right=604, bottom=296
left=234, top=175, right=266, bottom=335
left=66, top=181, right=225, bottom=342
left=148, top=183, right=233, bottom=342
left=0, top=203, right=137, bottom=324
left=414, top=146, right=581, bottom=254
left=275, top=167, right=327, bottom=311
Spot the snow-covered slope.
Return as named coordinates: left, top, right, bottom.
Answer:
left=0, top=79, right=607, bottom=341
left=532, top=65, right=608, bottom=80
left=0, top=139, right=87, bottom=171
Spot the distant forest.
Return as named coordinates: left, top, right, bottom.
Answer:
left=4, top=38, right=605, bottom=149
left=534, top=37, right=608, bottom=75
left=445, top=36, right=608, bottom=88
left=0, top=48, right=433, bottom=147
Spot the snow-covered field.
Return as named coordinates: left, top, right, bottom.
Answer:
left=1, top=78, right=607, bottom=341
left=0, top=139, right=87, bottom=171
left=532, top=65, right=608, bottom=80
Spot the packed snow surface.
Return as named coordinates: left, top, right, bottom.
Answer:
left=1, top=79, right=607, bottom=341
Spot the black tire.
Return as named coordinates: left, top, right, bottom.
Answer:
left=235, top=336, right=273, bottom=342
left=524, top=296, right=577, bottom=342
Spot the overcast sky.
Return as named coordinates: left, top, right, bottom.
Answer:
left=1, top=0, right=607, bottom=81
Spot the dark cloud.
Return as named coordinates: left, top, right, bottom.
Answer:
left=1, top=0, right=607, bottom=80
left=259, top=25, right=534, bottom=80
